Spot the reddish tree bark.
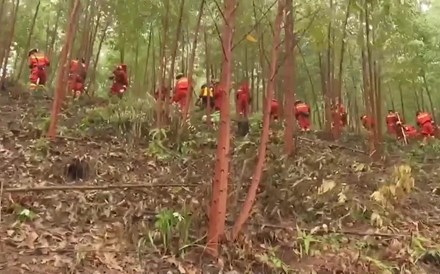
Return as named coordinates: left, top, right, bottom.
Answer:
left=232, top=0, right=285, bottom=240
left=283, top=0, right=295, bottom=156
left=47, top=0, right=81, bottom=139
left=206, top=0, right=238, bottom=257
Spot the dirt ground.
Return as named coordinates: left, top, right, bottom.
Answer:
left=0, top=88, right=440, bottom=273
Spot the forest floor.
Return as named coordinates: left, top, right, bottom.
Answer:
left=1, top=86, right=440, bottom=274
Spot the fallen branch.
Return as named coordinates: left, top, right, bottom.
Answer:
left=2, top=183, right=200, bottom=193
left=229, top=220, right=410, bottom=238
left=298, top=136, right=367, bottom=154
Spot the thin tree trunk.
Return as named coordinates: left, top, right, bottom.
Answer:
left=206, top=0, right=238, bottom=257
left=143, top=25, right=153, bottom=92
left=204, top=28, right=211, bottom=82
left=182, top=0, right=205, bottom=118
left=0, top=0, right=20, bottom=86
left=156, top=0, right=170, bottom=127
left=88, top=20, right=109, bottom=95
left=47, top=0, right=81, bottom=139
left=165, top=0, right=185, bottom=117
left=299, top=47, right=322, bottom=128
left=398, top=82, right=405, bottom=119
left=232, top=0, right=286, bottom=240
left=15, top=1, right=41, bottom=81
left=422, top=72, right=435, bottom=121
left=283, top=0, right=295, bottom=156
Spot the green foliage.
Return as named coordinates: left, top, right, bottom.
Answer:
left=146, top=128, right=172, bottom=161
left=144, top=208, right=192, bottom=255
left=17, top=208, right=37, bottom=222
left=29, top=137, right=50, bottom=160
left=255, top=247, right=292, bottom=273
left=370, top=165, right=415, bottom=209
left=80, top=96, right=154, bottom=141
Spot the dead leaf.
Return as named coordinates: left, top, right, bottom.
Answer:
left=166, top=257, right=187, bottom=273
left=53, top=255, right=73, bottom=268
left=17, top=230, right=38, bottom=249
left=318, top=180, right=336, bottom=195
left=97, top=252, right=123, bottom=271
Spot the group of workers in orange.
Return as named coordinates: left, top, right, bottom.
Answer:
left=361, top=110, right=437, bottom=141
left=26, top=52, right=438, bottom=141
left=27, top=48, right=129, bottom=98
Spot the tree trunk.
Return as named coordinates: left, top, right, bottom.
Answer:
left=232, top=0, right=285, bottom=240
left=165, top=0, right=185, bottom=117
left=182, top=0, right=205, bottom=118
left=299, top=47, right=322, bottom=128
left=283, top=0, right=295, bottom=156
left=143, top=25, right=153, bottom=92
left=398, top=82, right=405, bottom=119
left=88, top=20, right=109, bottom=95
left=206, top=0, right=238, bottom=257
left=47, top=0, right=81, bottom=139
left=15, top=1, right=40, bottom=81
left=422, top=71, right=435, bottom=121
left=1, top=0, right=20, bottom=87
left=156, top=0, right=170, bottom=127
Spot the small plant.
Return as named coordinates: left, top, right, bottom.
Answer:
left=371, top=165, right=415, bottom=209
left=294, top=226, right=320, bottom=257
left=146, top=128, right=172, bottom=160
left=17, top=208, right=37, bottom=222
left=30, top=137, right=50, bottom=159
left=146, top=208, right=192, bottom=255
left=255, top=247, right=292, bottom=273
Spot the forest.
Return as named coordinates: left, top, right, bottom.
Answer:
left=0, top=0, right=440, bottom=273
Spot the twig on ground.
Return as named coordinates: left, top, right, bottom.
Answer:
left=0, top=180, right=3, bottom=223
left=2, top=183, right=201, bottom=193
left=251, top=222, right=409, bottom=238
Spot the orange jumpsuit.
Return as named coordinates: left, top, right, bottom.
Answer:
left=361, top=115, right=374, bottom=130
left=294, top=102, right=311, bottom=131
left=110, top=64, right=128, bottom=97
left=416, top=112, right=435, bottom=137
left=213, top=85, right=223, bottom=111
left=385, top=112, right=401, bottom=135
left=28, top=52, right=50, bottom=90
left=270, top=99, right=279, bottom=121
left=69, top=59, right=87, bottom=96
left=236, top=83, right=251, bottom=118
left=332, top=103, right=347, bottom=127
left=173, top=76, right=189, bottom=110
left=403, top=124, right=418, bottom=138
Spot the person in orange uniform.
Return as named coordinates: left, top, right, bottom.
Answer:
left=402, top=124, right=418, bottom=139
left=270, top=99, right=279, bottom=121
left=236, top=82, right=251, bottom=118
left=360, top=115, right=374, bottom=130
left=172, top=73, right=189, bottom=111
left=385, top=110, right=403, bottom=136
left=109, top=64, right=128, bottom=98
left=332, top=102, right=347, bottom=128
left=416, top=111, right=435, bottom=140
left=69, top=58, right=87, bottom=98
left=212, top=80, right=223, bottom=111
left=28, top=48, right=50, bottom=91
left=294, top=100, right=311, bottom=131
